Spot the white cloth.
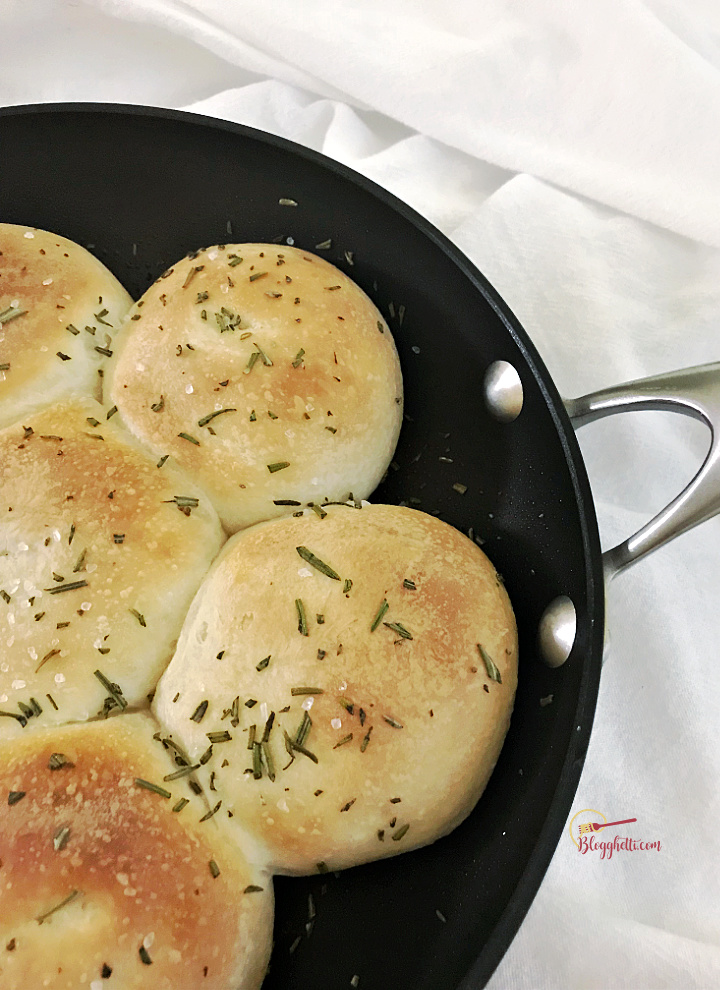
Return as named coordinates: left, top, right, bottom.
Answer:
left=3, top=2, right=720, bottom=987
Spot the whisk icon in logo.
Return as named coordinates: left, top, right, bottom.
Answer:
left=568, top=809, right=637, bottom=848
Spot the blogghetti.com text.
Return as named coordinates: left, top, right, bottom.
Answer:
left=578, top=834, right=662, bottom=860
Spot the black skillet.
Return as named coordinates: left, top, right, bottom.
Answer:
left=0, top=104, right=605, bottom=989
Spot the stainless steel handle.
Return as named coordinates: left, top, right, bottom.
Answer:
left=565, top=362, right=720, bottom=582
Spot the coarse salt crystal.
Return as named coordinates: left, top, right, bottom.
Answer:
left=42, top=278, right=53, bottom=286
left=302, top=697, right=314, bottom=711
left=185, top=384, right=193, bottom=394
left=331, top=718, right=342, bottom=730
left=23, top=231, right=34, bottom=239
left=54, top=673, right=65, bottom=684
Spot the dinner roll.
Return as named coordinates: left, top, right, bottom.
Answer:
left=153, top=503, right=518, bottom=875
left=0, top=712, right=273, bottom=990
left=0, top=398, right=224, bottom=738
left=104, top=244, right=403, bottom=533
left=0, top=224, right=133, bottom=430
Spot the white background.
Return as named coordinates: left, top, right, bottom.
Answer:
left=3, top=2, right=720, bottom=987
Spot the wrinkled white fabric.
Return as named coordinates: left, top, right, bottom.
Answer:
left=2, top=1, right=720, bottom=987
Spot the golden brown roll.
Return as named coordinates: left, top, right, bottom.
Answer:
left=0, top=712, right=273, bottom=989
left=0, top=224, right=133, bottom=430
left=0, top=398, right=224, bottom=738
left=104, top=244, right=403, bottom=533
left=153, top=503, right=518, bottom=874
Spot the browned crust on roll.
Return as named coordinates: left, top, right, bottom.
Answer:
left=153, top=503, right=518, bottom=874
left=0, top=399, right=224, bottom=736
left=0, top=712, right=273, bottom=989
left=105, top=244, right=402, bottom=532
left=0, top=224, right=133, bottom=429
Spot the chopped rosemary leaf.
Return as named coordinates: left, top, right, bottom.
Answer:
left=150, top=395, right=165, bottom=412
left=478, top=644, right=502, bottom=683
left=316, top=861, right=329, bottom=873
left=48, top=753, right=74, bottom=770
left=0, top=590, right=10, bottom=603
left=254, top=342, right=273, bottom=366
left=129, top=608, right=146, bottom=627
left=0, top=307, right=27, bottom=325
left=333, top=733, right=353, bottom=749
left=296, top=546, right=340, bottom=580
left=249, top=409, right=257, bottom=421
left=370, top=599, right=389, bottom=631
left=392, top=823, right=410, bottom=841
left=134, top=778, right=171, bottom=799
left=295, top=711, right=312, bottom=747
left=35, top=889, right=81, bottom=925
left=178, top=432, right=200, bottom=446
left=383, top=621, right=413, bottom=640
left=228, top=255, right=243, bottom=267
left=163, top=764, right=200, bottom=781
left=113, top=533, right=125, bottom=544
left=316, top=614, right=325, bottom=625
left=35, top=648, right=60, bottom=672
left=198, top=408, right=237, bottom=427
left=157, top=454, right=169, bottom=469
left=383, top=715, right=404, bottom=729
left=95, top=346, right=113, bottom=358
left=292, top=348, right=305, bottom=368
left=105, top=405, right=118, bottom=420
left=249, top=271, right=268, bottom=282
left=190, top=700, right=209, bottom=723
left=0, top=711, right=27, bottom=727
left=273, top=499, right=301, bottom=506
left=360, top=727, right=373, bottom=752
left=72, top=549, right=87, bottom=573
left=244, top=350, right=260, bottom=375
left=453, top=482, right=468, bottom=494
left=209, top=859, right=221, bottom=878
left=172, top=797, right=189, bottom=813
left=291, top=687, right=324, bottom=696
left=310, top=503, right=327, bottom=519
left=53, top=825, right=71, bottom=851
left=46, top=693, right=58, bottom=710
left=93, top=670, right=128, bottom=710
left=56, top=352, right=71, bottom=361
left=206, top=730, right=232, bottom=744
left=295, top=598, right=308, bottom=636
left=315, top=239, right=332, bottom=250
left=340, top=798, right=356, bottom=812
left=261, top=741, right=276, bottom=781
left=283, top=730, right=319, bottom=764
left=244, top=885, right=264, bottom=893
left=343, top=578, right=353, bottom=594
left=139, top=945, right=152, bottom=965
left=44, top=580, right=88, bottom=595
left=199, top=800, right=222, bottom=822
left=66, top=323, right=80, bottom=335
left=245, top=698, right=257, bottom=708
left=403, top=579, right=416, bottom=590
left=252, top=742, right=263, bottom=779
left=8, top=790, right=26, bottom=805
left=247, top=724, right=257, bottom=750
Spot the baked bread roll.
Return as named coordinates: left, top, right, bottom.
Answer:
left=104, top=244, right=403, bottom=533
left=0, top=224, right=133, bottom=430
left=0, top=712, right=273, bottom=989
left=153, top=503, right=518, bottom=874
left=0, top=399, right=224, bottom=738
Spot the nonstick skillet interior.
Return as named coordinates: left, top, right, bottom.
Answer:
left=0, top=104, right=604, bottom=989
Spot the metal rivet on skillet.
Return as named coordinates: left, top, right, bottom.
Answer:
left=483, top=360, right=523, bottom=422
left=538, top=595, right=576, bottom=667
